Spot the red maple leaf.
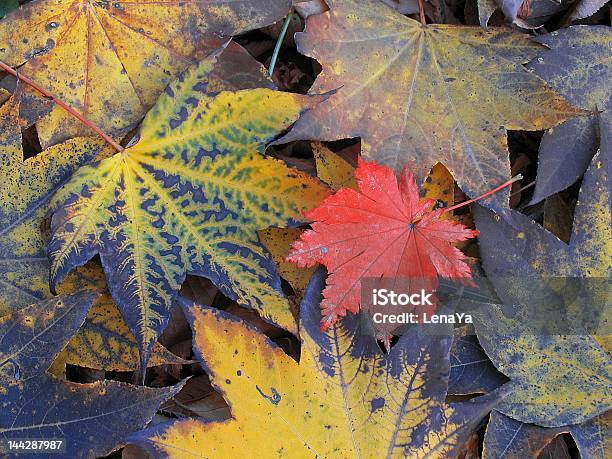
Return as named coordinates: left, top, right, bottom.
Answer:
left=287, top=158, right=480, bottom=329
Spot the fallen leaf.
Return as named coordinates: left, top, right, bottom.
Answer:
left=476, top=300, right=610, bottom=428
left=484, top=410, right=608, bottom=459
left=287, top=158, right=478, bottom=327
left=569, top=0, right=609, bottom=20
left=381, top=0, right=420, bottom=14
left=422, top=162, right=456, bottom=212
left=127, top=269, right=504, bottom=458
left=205, top=40, right=277, bottom=93
left=457, top=431, right=480, bottom=459
left=0, top=0, right=291, bottom=147
left=259, top=227, right=317, bottom=299
left=568, top=412, right=611, bottom=459
left=543, top=194, right=574, bottom=243
left=470, top=130, right=611, bottom=426
left=62, top=290, right=186, bottom=372
left=48, top=48, right=330, bottom=368
left=0, top=94, right=111, bottom=315
left=449, top=334, right=507, bottom=395
left=477, top=0, right=576, bottom=28
left=257, top=142, right=357, bottom=299
left=477, top=116, right=610, bottom=280
left=477, top=0, right=500, bottom=28
left=0, top=93, right=179, bottom=371
left=539, top=434, right=571, bottom=459
left=515, top=0, right=575, bottom=28
left=528, top=26, right=611, bottom=204
left=0, top=292, right=183, bottom=458
left=160, top=374, right=231, bottom=422
left=293, top=0, right=330, bottom=18
left=312, top=141, right=357, bottom=191
left=483, top=410, right=566, bottom=459
left=278, top=0, right=583, bottom=213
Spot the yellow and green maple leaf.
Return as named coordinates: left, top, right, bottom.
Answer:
left=48, top=51, right=330, bottom=368
left=0, top=92, right=180, bottom=372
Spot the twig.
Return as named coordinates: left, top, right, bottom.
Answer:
left=510, top=179, right=535, bottom=197
left=0, top=60, right=124, bottom=152
left=268, top=10, right=294, bottom=77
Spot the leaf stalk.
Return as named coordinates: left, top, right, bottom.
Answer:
left=417, top=0, right=427, bottom=26
left=443, top=174, right=523, bottom=214
left=0, top=60, right=124, bottom=152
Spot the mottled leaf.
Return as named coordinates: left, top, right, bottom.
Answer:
left=569, top=412, right=611, bottom=459
left=0, top=292, right=183, bottom=458
left=474, top=302, right=611, bottom=427
left=0, top=94, right=177, bottom=371
left=483, top=410, right=566, bottom=459
left=476, top=116, right=610, bottom=279
left=0, top=292, right=96, bottom=385
left=128, top=269, right=505, bottom=457
left=0, top=94, right=111, bottom=315
left=422, top=162, right=456, bottom=211
left=258, top=143, right=355, bottom=300
left=0, top=0, right=291, bottom=147
left=529, top=26, right=611, bottom=204
left=471, top=136, right=611, bottom=427
left=569, top=0, right=609, bottom=20
left=278, top=0, right=582, bottom=213
left=62, top=285, right=186, bottom=372
left=48, top=50, right=330, bottom=368
left=449, top=334, right=507, bottom=395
